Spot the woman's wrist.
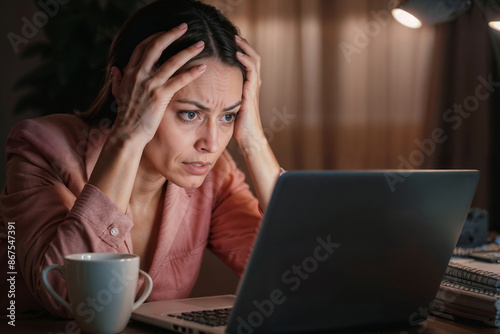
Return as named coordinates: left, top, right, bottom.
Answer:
left=106, top=126, right=149, bottom=154
left=88, top=128, right=146, bottom=213
left=241, top=141, right=281, bottom=213
left=236, top=132, right=269, bottom=157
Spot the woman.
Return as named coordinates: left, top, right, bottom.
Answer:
left=0, top=0, right=281, bottom=318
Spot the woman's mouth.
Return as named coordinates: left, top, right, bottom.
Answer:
left=182, top=162, right=211, bottom=175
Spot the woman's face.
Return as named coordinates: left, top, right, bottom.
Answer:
left=142, top=58, right=243, bottom=188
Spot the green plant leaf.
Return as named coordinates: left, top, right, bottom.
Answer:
left=56, top=45, right=86, bottom=85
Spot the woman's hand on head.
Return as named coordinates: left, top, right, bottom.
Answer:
left=110, top=23, right=207, bottom=147
left=233, top=35, right=268, bottom=152
left=233, top=36, right=281, bottom=212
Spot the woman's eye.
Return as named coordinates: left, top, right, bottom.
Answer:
left=177, top=111, right=199, bottom=122
left=222, top=113, right=237, bottom=123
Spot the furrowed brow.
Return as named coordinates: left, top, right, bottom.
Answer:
left=175, top=100, right=209, bottom=110
left=223, top=101, right=242, bottom=112
left=175, top=99, right=242, bottom=112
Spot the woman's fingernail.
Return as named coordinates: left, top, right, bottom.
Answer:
left=235, top=35, right=242, bottom=41
left=195, top=40, right=205, bottom=48
left=177, top=23, right=188, bottom=30
left=198, top=64, right=207, bottom=71
left=236, top=51, right=244, bottom=57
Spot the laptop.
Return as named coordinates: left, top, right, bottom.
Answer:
left=132, top=170, right=480, bottom=333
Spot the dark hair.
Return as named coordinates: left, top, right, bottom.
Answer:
left=77, top=0, right=245, bottom=122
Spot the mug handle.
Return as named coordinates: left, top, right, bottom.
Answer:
left=132, top=269, right=153, bottom=311
left=42, top=264, right=72, bottom=314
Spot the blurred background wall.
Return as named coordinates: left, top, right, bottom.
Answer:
left=1, top=0, right=498, bottom=297
left=1, top=1, right=40, bottom=194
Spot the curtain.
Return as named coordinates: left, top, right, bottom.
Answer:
left=218, top=0, right=436, bottom=170
left=221, top=0, right=436, bottom=170
left=222, top=0, right=492, bottom=216
left=216, top=0, right=495, bottom=219
left=422, top=4, right=493, bottom=226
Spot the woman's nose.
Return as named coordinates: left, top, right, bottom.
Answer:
left=195, top=121, right=219, bottom=153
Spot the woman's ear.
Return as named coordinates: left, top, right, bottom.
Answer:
left=110, top=66, right=123, bottom=99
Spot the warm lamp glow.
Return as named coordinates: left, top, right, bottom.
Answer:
left=489, top=21, right=500, bottom=31
left=391, top=8, right=423, bottom=29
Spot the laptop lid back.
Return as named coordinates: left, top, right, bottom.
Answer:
left=226, top=170, right=480, bottom=333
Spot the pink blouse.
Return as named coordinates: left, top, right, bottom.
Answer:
left=0, top=114, right=261, bottom=318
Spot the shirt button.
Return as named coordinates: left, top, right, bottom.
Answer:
left=110, top=227, right=119, bottom=236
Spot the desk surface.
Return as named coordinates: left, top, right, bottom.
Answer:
left=2, top=315, right=500, bottom=334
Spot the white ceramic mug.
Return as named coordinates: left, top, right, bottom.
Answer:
left=42, top=253, right=153, bottom=334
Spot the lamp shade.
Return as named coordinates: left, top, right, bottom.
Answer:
left=392, top=0, right=472, bottom=28
left=484, top=0, right=500, bottom=31
left=489, top=21, right=500, bottom=31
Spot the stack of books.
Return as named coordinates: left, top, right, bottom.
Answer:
left=432, top=255, right=500, bottom=326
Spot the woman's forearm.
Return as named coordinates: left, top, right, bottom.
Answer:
left=233, top=36, right=282, bottom=213
left=240, top=136, right=281, bottom=213
left=88, top=133, right=145, bottom=213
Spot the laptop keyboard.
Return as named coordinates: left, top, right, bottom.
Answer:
left=167, top=308, right=232, bottom=327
